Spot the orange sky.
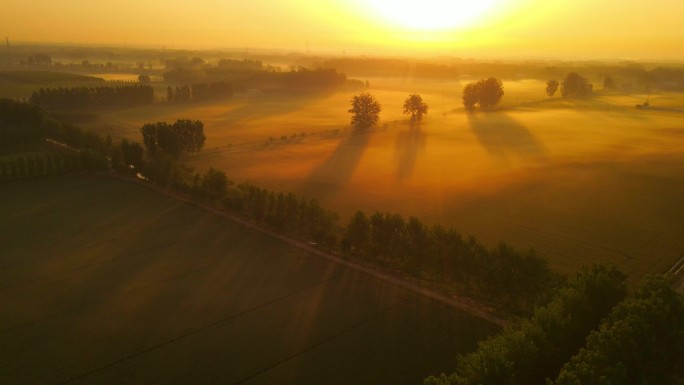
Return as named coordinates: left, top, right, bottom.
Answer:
left=2, top=0, right=683, bottom=59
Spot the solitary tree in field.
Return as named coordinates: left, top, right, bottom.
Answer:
left=462, top=77, right=504, bottom=110
left=402, top=94, right=429, bottom=121
left=546, top=79, right=559, bottom=97
left=348, top=93, right=381, bottom=130
left=561, top=72, right=593, bottom=98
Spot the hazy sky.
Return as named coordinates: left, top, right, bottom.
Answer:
left=3, top=0, right=683, bottom=59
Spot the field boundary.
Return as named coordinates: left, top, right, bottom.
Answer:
left=107, top=173, right=508, bottom=327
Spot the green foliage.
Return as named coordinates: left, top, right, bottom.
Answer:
left=462, top=78, right=504, bottom=110
left=403, top=93, right=429, bottom=121
left=425, top=265, right=627, bottom=385
left=553, top=276, right=684, bottom=385
left=560, top=72, right=593, bottom=98
left=349, top=93, right=381, bottom=130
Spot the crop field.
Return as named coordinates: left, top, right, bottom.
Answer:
left=0, top=175, right=495, bottom=384
left=86, top=78, right=684, bottom=283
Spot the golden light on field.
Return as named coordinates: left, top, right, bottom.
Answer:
left=361, top=0, right=501, bottom=31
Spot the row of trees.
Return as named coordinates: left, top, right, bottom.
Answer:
left=166, top=81, right=234, bottom=103
left=344, top=211, right=560, bottom=314
left=425, top=271, right=684, bottom=385
left=140, top=120, right=206, bottom=158
left=0, top=151, right=107, bottom=182
left=29, top=85, right=154, bottom=109
left=425, top=265, right=628, bottom=385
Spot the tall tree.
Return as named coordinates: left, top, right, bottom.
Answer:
left=403, top=94, right=429, bottom=121
left=349, top=93, right=381, bottom=130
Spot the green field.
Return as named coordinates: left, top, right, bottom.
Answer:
left=85, top=79, right=684, bottom=283
left=0, top=175, right=495, bottom=384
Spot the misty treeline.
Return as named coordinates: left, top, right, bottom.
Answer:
left=165, top=66, right=350, bottom=92
left=166, top=81, right=234, bottom=103
left=0, top=98, right=111, bottom=181
left=29, top=85, right=154, bottom=109
left=425, top=271, right=684, bottom=385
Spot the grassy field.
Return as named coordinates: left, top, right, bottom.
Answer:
left=85, top=78, right=684, bottom=284
left=0, top=175, right=495, bottom=384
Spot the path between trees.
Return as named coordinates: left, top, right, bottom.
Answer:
left=111, top=173, right=508, bottom=327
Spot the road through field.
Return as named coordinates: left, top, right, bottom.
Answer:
left=0, top=175, right=496, bottom=385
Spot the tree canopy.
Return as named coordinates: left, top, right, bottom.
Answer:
left=348, top=93, right=381, bottom=130
left=462, top=78, right=504, bottom=110
left=140, top=119, right=205, bottom=158
left=560, top=72, right=593, bottom=98
left=402, top=94, right=429, bottom=121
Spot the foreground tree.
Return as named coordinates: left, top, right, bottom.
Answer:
left=561, top=72, right=593, bottom=98
left=402, top=94, right=429, bottom=121
left=425, top=265, right=627, bottom=385
left=348, top=93, right=381, bottom=130
left=462, top=78, right=504, bottom=110
left=546, top=79, right=559, bottom=97
left=554, top=276, right=684, bottom=385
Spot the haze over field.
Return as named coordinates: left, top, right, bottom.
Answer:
left=3, top=0, right=684, bottom=59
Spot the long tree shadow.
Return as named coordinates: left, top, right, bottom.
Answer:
left=394, top=120, right=426, bottom=180
left=466, top=111, right=546, bottom=161
left=218, top=90, right=337, bottom=126
left=304, top=131, right=370, bottom=198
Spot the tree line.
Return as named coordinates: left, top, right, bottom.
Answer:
left=425, top=271, right=684, bottom=385
left=166, top=81, right=234, bottom=103
left=29, top=85, right=154, bottom=109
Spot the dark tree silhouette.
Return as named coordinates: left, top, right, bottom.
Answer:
left=462, top=83, right=479, bottom=110
left=462, top=78, right=504, bottom=110
left=349, top=93, right=381, bottom=130
left=561, top=72, right=593, bottom=98
left=603, top=76, right=616, bottom=90
left=546, top=79, right=559, bottom=97
left=402, top=94, right=429, bottom=121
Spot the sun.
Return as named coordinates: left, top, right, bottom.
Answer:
left=363, top=0, right=500, bottom=31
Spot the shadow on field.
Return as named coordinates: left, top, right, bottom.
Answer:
left=466, top=112, right=546, bottom=161
left=394, top=121, right=426, bottom=180
left=305, top=131, right=370, bottom=195
left=219, top=91, right=336, bottom=126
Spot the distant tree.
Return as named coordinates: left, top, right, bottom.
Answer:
left=462, top=83, right=479, bottom=110
left=561, top=72, right=593, bottom=98
left=348, top=93, right=381, bottom=130
left=402, top=94, right=429, bottom=121
left=603, top=76, right=616, bottom=90
left=478, top=77, right=504, bottom=108
left=546, top=79, right=559, bottom=97
left=462, top=78, right=504, bottom=110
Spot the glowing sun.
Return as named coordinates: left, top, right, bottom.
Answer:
left=364, top=0, right=500, bottom=31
